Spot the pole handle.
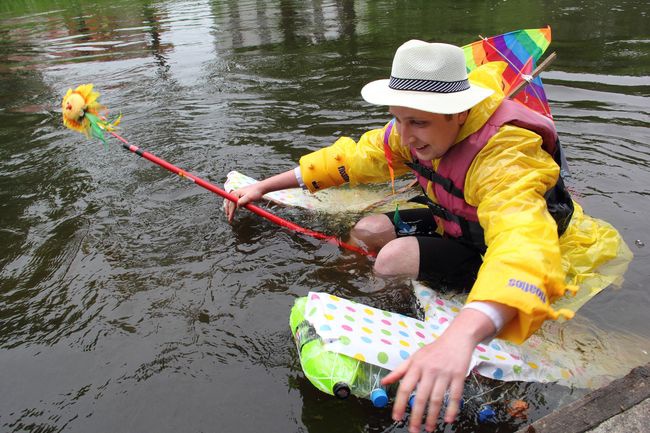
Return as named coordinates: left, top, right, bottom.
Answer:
left=108, top=131, right=374, bottom=257
left=507, top=52, right=557, bottom=98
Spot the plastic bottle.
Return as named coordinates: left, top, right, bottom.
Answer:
left=290, top=297, right=392, bottom=407
left=340, top=362, right=392, bottom=408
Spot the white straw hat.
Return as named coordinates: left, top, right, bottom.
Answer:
left=361, top=40, right=494, bottom=114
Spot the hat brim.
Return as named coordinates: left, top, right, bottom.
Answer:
left=361, top=79, right=494, bottom=115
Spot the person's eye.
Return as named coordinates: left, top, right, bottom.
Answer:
left=411, top=120, right=427, bottom=127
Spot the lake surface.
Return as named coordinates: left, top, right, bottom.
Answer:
left=1, top=1, right=649, bottom=432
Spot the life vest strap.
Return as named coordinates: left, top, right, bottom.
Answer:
left=405, top=160, right=465, bottom=199
left=408, top=195, right=486, bottom=252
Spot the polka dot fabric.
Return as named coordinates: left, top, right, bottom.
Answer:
left=413, top=282, right=579, bottom=385
left=306, top=292, right=447, bottom=371
left=306, top=290, right=576, bottom=385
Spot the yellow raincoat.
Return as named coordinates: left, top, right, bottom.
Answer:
left=298, top=62, right=632, bottom=344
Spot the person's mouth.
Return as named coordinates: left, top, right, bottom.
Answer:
left=414, top=143, right=429, bottom=152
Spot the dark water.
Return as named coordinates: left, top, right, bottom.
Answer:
left=1, top=1, right=649, bottom=432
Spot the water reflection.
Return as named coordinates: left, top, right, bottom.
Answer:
left=0, top=0, right=649, bottom=432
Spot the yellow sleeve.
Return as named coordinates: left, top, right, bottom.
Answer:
left=299, top=122, right=412, bottom=193
left=464, top=125, right=575, bottom=344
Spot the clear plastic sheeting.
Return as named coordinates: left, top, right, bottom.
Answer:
left=224, top=169, right=418, bottom=213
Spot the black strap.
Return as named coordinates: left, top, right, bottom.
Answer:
left=554, top=138, right=571, bottom=180
left=408, top=195, right=486, bottom=252
left=545, top=176, right=574, bottom=237
left=406, top=160, right=465, bottom=199
left=409, top=195, right=457, bottom=222
left=546, top=139, right=574, bottom=236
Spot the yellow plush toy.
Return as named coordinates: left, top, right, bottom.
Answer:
left=61, top=83, right=120, bottom=142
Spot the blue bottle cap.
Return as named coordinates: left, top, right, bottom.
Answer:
left=478, top=404, right=496, bottom=423
left=370, top=388, right=388, bottom=408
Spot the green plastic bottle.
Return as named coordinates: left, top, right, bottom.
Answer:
left=290, top=297, right=391, bottom=407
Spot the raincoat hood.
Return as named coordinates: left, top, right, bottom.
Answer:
left=455, top=62, right=508, bottom=144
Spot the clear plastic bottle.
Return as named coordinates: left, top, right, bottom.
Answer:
left=337, top=362, right=392, bottom=407
left=290, top=297, right=392, bottom=407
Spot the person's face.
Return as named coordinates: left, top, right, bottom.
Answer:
left=389, top=106, right=468, bottom=160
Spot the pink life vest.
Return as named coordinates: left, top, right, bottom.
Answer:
left=388, top=99, right=573, bottom=249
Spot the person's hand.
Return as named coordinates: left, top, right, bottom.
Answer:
left=223, top=184, right=265, bottom=223
left=381, top=308, right=496, bottom=432
left=223, top=169, right=302, bottom=222
left=382, top=332, right=473, bottom=432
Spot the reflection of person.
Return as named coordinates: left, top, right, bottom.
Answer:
left=225, top=40, right=630, bottom=431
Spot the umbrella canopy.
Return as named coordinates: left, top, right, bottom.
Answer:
left=463, top=26, right=554, bottom=118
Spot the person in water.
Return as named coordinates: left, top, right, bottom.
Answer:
left=224, top=40, right=630, bottom=432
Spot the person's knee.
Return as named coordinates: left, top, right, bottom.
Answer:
left=350, top=214, right=395, bottom=250
left=374, top=237, right=419, bottom=278
left=353, top=214, right=392, bottom=235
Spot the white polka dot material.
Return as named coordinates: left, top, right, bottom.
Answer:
left=305, top=290, right=578, bottom=385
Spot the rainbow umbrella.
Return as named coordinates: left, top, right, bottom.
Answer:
left=462, top=26, right=554, bottom=118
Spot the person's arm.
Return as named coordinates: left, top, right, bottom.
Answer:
left=226, top=120, right=413, bottom=221
left=382, top=305, right=516, bottom=431
left=224, top=169, right=299, bottom=222
left=465, top=124, right=575, bottom=343
left=299, top=123, right=413, bottom=193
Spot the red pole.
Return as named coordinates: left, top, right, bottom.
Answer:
left=108, top=131, right=375, bottom=257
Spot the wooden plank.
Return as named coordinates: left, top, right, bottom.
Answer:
left=516, top=363, right=650, bottom=433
